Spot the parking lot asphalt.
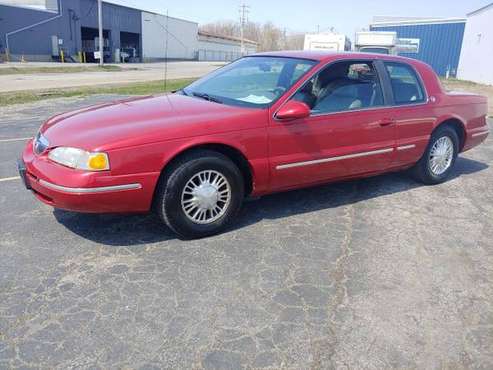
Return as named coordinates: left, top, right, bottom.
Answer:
left=0, top=96, right=492, bottom=369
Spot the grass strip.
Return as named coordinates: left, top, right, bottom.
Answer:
left=0, top=65, right=125, bottom=75
left=0, top=79, right=195, bottom=107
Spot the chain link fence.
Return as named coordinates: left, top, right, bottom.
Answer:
left=197, top=49, right=244, bottom=62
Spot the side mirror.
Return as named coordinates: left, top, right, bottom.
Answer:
left=275, top=100, right=311, bottom=121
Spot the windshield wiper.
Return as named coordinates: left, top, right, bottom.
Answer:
left=191, top=92, right=223, bottom=104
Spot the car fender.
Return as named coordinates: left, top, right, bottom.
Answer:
left=433, top=113, right=467, bottom=132
left=157, top=133, right=270, bottom=196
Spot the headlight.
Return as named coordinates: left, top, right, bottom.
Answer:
left=48, top=147, right=110, bottom=171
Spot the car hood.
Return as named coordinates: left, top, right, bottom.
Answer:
left=40, top=94, right=264, bottom=151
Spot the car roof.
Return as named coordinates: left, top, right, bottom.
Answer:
left=250, top=50, right=421, bottom=65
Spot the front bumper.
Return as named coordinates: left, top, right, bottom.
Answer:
left=20, top=140, right=160, bottom=213
left=17, top=158, right=31, bottom=190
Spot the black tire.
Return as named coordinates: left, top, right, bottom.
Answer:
left=155, top=150, right=244, bottom=239
left=411, top=125, right=459, bottom=185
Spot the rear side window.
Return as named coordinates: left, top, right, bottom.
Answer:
left=385, top=62, right=425, bottom=105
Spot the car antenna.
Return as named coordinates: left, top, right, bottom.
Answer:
left=164, top=8, right=169, bottom=92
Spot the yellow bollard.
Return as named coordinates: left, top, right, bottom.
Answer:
left=60, top=49, right=64, bottom=63
left=83, top=52, right=86, bottom=63
left=78, top=51, right=82, bottom=63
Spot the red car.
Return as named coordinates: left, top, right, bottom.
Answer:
left=19, top=51, right=489, bottom=238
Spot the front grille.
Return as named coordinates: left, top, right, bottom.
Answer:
left=33, top=132, right=49, bottom=155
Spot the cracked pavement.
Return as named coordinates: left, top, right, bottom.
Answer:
left=0, top=96, right=492, bottom=369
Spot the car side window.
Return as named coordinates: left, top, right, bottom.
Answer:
left=292, top=61, right=384, bottom=114
left=384, top=62, right=425, bottom=105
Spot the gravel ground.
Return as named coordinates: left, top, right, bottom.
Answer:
left=0, top=96, right=492, bottom=369
left=0, top=61, right=222, bottom=92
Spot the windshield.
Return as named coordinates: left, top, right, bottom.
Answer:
left=183, top=56, right=317, bottom=108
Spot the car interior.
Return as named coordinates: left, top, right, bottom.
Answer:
left=292, top=61, right=384, bottom=113
left=386, top=64, right=424, bottom=104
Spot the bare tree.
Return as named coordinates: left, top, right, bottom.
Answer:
left=200, top=21, right=239, bottom=38
left=200, top=21, right=305, bottom=52
left=285, top=33, right=305, bottom=50
left=259, top=22, right=283, bottom=51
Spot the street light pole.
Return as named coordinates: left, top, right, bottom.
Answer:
left=97, top=0, right=103, bottom=66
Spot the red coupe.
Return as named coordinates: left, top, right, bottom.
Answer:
left=19, top=52, right=489, bottom=238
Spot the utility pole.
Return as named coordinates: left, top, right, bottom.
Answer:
left=97, top=0, right=103, bottom=66
left=239, top=3, right=249, bottom=55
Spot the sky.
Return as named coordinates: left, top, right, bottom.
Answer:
left=106, top=0, right=491, bottom=39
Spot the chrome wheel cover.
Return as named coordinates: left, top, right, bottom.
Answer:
left=429, top=136, right=454, bottom=176
left=181, top=170, right=231, bottom=224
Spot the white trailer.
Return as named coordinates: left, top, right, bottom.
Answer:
left=303, top=33, right=351, bottom=52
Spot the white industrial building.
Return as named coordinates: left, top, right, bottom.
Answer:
left=141, top=12, right=198, bottom=61
left=458, top=3, right=493, bottom=85
left=140, top=19, right=257, bottom=62
left=197, top=31, right=257, bottom=61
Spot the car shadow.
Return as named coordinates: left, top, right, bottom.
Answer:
left=53, top=209, right=176, bottom=245
left=53, top=157, right=488, bottom=246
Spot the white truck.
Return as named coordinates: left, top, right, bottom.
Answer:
left=303, top=33, right=351, bottom=52
left=354, top=31, right=398, bottom=54
left=354, top=31, right=420, bottom=55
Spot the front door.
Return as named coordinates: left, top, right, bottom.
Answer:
left=268, top=59, right=396, bottom=191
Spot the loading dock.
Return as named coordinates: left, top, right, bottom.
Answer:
left=81, top=26, right=110, bottom=63
left=120, top=31, right=140, bottom=62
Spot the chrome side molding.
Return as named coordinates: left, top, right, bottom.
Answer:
left=38, top=179, right=142, bottom=194
left=276, top=148, right=394, bottom=170
left=396, top=144, right=416, bottom=151
left=472, top=131, right=489, bottom=138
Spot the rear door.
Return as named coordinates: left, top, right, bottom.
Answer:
left=268, top=59, right=397, bottom=191
left=381, top=61, right=435, bottom=166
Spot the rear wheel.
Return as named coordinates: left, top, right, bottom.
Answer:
left=411, top=125, right=459, bottom=184
left=155, top=150, right=244, bottom=239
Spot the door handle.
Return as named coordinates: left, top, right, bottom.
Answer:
left=378, top=118, right=395, bottom=127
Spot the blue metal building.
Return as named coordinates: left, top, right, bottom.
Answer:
left=370, top=17, right=466, bottom=77
left=0, top=0, right=142, bottom=62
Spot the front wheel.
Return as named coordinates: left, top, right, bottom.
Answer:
left=411, top=125, right=459, bottom=184
left=155, top=150, right=244, bottom=239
